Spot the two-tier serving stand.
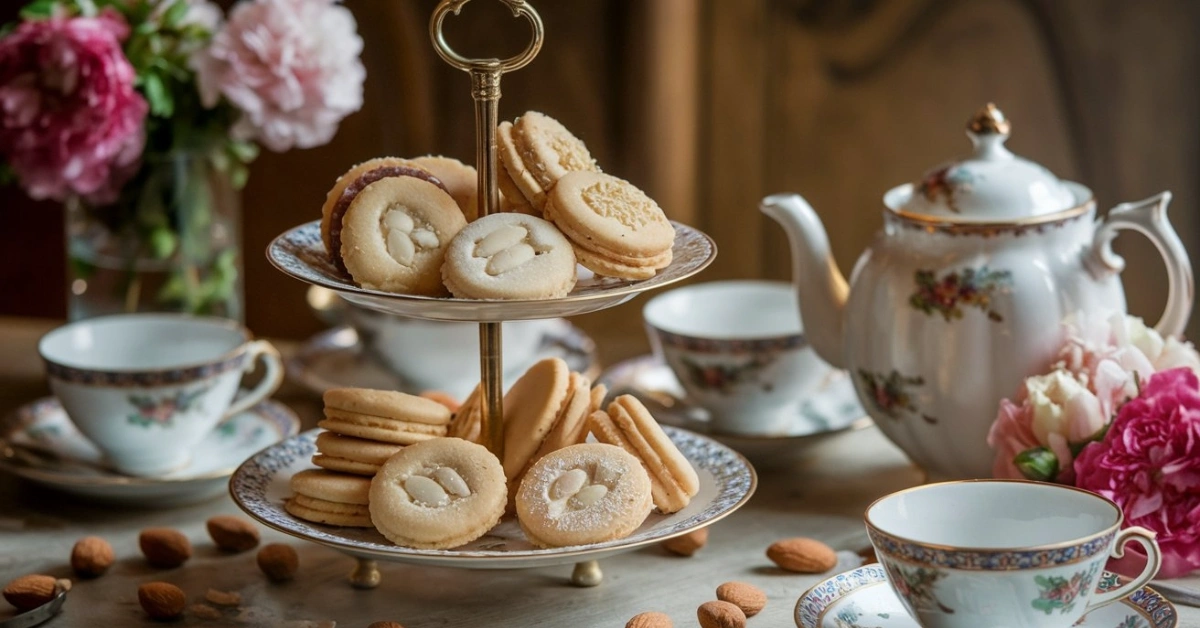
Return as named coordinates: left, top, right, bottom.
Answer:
left=237, top=0, right=755, bottom=589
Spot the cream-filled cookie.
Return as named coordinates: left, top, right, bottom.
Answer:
left=369, top=438, right=507, bottom=549
left=513, top=111, right=600, bottom=190
left=340, top=176, right=467, bottom=294
left=516, top=443, right=652, bottom=548
left=319, top=388, right=451, bottom=445
left=311, top=431, right=404, bottom=476
left=442, top=213, right=576, bottom=300
left=507, top=372, right=593, bottom=504
left=286, top=469, right=374, bottom=527
left=498, top=121, right=547, bottom=212
left=410, top=155, right=478, bottom=222
left=500, top=358, right=572, bottom=484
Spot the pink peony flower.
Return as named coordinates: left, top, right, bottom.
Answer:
left=191, top=0, right=364, bottom=152
left=0, top=10, right=147, bottom=203
left=1074, top=367, right=1200, bottom=578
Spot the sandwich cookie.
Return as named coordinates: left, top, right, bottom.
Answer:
left=410, top=155, right=478, bottom=222
left=498, top=151, right=539, bottom=216
left=320, top=157, right=448, bottom=273
left=448, top=384, right=482, bottom=443
left=311, top=431, right=404, bottom=476
left=516, top=443, right=653, bottom=548
left=544, top=171, right=675, bottom=280
left=442, top=213, right=577, bottom=300
left=513, top=111, right=600, bottom=191
left=286, top=469, right=374, bottom=527
left=369, top=437, right=507, bottom=549
left=497, top=120, right=549, bottom=212
left=340, top=176, right=467, bottom=295
left=507, top=371, right=594, bottom=503
left=501, top=358, right=572, bottom=484
left=587, top=394, right=699, bottom=514
left=319, top=388, right=451, bottom=445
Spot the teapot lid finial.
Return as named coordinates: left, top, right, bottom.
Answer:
left=967, top=103, right=1011, bottom=136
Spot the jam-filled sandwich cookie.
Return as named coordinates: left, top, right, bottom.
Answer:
left=340, top=176, right=467, bottom=295
left=587, top=394, right=699, bottom=514
left=516, top=443, right=652, bottom=548
left=545, top=171, right=675, bottom=280
left=319, top=388, right=451, bottom=445
left=369, top=438, right=507, bottom=549
left=320, top=157, right=449, bottom=273
left=442, top=213, right=577, bottom=300
left=311, top=431, right=403, bottom=476
left=286, top=469, right=374, bottom=527
left=410, top=155, right=478, bottom=222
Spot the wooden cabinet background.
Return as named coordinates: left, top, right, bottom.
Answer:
left=2, top=0, right=1198, bottom=355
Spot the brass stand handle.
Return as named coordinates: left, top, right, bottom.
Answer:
left=429, top=0, right=545, bottom=458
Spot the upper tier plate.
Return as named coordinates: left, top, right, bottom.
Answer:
left=267, top=220, right=716, bottom=321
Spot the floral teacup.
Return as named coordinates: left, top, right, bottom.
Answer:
left=866, top=480, right=1161, bottom=628
left=642, top=280, right=830, bottom=435
left=39, top=314, right=283, bottom=476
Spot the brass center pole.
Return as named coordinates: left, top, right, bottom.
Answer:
left=472, top=66, right=504, bottom=458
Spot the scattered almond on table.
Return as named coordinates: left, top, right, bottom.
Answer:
left=625, top=611, right=672, bottom=627
left=138, top=581, right=186, bottom=620
left=697, top=600, right=745, bottom=628
left=2, top=574, right=57, bottom=611
left=70, top=536, right=114, bottom=578
left=205, top=588, right=242, bottom=607
left=207, top=515, right=261, bottom=552
left=257, top=542, right=299, bottom=581
left=766, top=537, right=837, bottom=573
left=661, top=528, right=708, bottom=557
left=191, top=603, right=223, bottom=620
left=715, top=582, right=766, bottom=617
left=139, top=527, right=192, bottom=568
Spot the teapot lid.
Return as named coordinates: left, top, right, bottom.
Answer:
left=888, top=104, right=1083, bottom=222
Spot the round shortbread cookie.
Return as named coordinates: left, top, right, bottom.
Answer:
left=498, top=121, right=547, bottom=211
left=321, top=158, right=417, bottom=252
left=285, top=500, right=374, bottom=527
left=324, top=388, right=452, bottom=425
left=287, top=469, right=374, bottom=527
left=501, top=357, right=571, bottom=481
left=448, top=384, right=482, bottom=443
left=546, top=171, right=675, bottom=260
left=369, top=438, right=507, bottom=549
left=312, top=431, right=404, bottom=476
left=442, top=213, right=577, bottom=300
left=498, top=156, right=539, bottom=216
left=411, top=155, right=478, bottom=222
left=544, top=197, right=675, bottom=268
left=571, top=244, right=659, bottom=281
left=513, top=111, right=600, bottom=190
left=507, top=372, right=593, bottom=502
left=516, top=443, right=652, bottom=548
left=318, top=412, right=447, bottom=446
left=341, top=176, right=467, bottom=295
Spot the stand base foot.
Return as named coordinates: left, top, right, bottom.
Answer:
left=349, top=558, right=381, bottom=589
left=570, top=560, right=603, bottom=587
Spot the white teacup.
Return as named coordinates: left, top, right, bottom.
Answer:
left=39, top=314, right=283, bottom=476
left=866, top=480, right=1161, bottom=628
left=642, top=280, right=829, bottom=435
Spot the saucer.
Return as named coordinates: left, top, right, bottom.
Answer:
left=795, top=564, right=1178, bottom=628
left=598, top=355, right=871, bottom=443
left=0, top=397, right=300, bottom=506
left=287, top=318, right=600, bottom=398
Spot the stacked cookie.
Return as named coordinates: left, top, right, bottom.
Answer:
left=285, top=389, right=451, bottom=528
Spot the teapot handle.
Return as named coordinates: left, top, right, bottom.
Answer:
left=1087, top=192, right=1194, bottom=336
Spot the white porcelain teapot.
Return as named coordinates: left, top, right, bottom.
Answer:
left=761, top=104, right=1194, bottom=480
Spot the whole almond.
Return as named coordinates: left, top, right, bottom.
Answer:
left=2, top=574, right=57, bottom=611
left=138, top=582, right=186, bottom=620
left=626, top=611, right=673, bottom=628
left=697, top=600, right=745, bottom=628
left=139, top=528, right=192, bottom=568
left=206, top=515, right=260, bottom=552
left=766, top=537, right=837, bottom=573
left=661, top=528, right=708, bottom=557
left=71, top=536, right=115, bottom=578
left=257, top=543, right=299, bottom=581
left=716, top=581, right=767, bottom=617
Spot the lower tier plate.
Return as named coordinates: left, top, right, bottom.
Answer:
left=230, top=426, right=756, bottom=569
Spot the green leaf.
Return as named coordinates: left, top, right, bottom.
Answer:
left=1014, top=447, right=1058, bottom=482
left=228, top=140, right=259, bottom=164
left=161, top=0, right=188, bottom=29
left=19, top=0, right=59, bottom=19
left=68, top=255, right=96, bottom=280
left=147, top=225, right=177, bottom=259
left=156, top=271, right=186, bottom=302
left=142, top=72, right=174, bottom=117
left=134, top=19, right=158, bottom=35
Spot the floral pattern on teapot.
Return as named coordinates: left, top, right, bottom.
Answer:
left=857, top=370, right=937, bottom=424
left=910, top=267, right=1013, bottom=323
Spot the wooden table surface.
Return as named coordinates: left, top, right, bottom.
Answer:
left=0, top=316, right=1195, bottom=628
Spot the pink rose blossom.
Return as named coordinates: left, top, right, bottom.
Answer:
left=0, top=10, right=147, bottom=203
left=1074, top=367, right=1200, bottom=578
left=191, top=0, right=364, bottom=152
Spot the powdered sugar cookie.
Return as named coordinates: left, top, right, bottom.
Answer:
left=516, top=443, right=652, bottom=548
left=442, top=213, right=576, bottom=300
left=341, top=176, right=467, bottom=294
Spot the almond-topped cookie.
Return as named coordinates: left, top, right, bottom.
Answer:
left=441, top=213, right=577, bottom=300
left=340, top=176, right=467, bottom=294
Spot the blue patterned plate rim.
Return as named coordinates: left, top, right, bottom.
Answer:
left=229, top=425, right=757, bottom=564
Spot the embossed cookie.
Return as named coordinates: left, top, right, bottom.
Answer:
left=319, top=388, right=451, bottom=445
left=312, top=431, right=404, bottom=476
left=369, top=438, right=507, bottom=549
left=516, top=443, right=653, bottom=548
left=410, top=155, right=478, bottom=222
left=442, top=213, right=577, bottom=300
left=340, top=176, right=467, bottom=295
left=514, top=111, right=600, bottom=190
left=286, top=469, right=374, bottom=527
left=544, top=171, right=675, bottom=279
left=320, top=158, right=448, bottom=272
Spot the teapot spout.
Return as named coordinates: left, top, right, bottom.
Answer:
left=760, top=193, right=850, bottom=369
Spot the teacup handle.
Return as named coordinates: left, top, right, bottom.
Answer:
left=1085, top=526, right=1162, bottom=611
left=222, top=340, right=284, bottom=419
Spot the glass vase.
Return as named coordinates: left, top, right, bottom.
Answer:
left=65, top=152, right=243, bottom=322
